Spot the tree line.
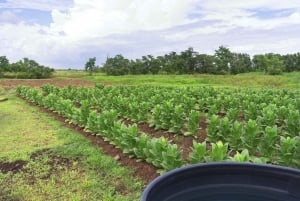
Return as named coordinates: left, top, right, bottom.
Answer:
left=0, top=56, right=54, bottom=79
left=88, top=46, right=299, bottom=75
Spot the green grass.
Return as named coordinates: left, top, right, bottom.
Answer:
left=0, top=93, right=142, bottom=201
left=53, top=70, right=92, bottom=79
left=53, top=70, right=300, bottom=88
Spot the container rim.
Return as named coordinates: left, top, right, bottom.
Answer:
left=142, top=162, right=300, bottom=201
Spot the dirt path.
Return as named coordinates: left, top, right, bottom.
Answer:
left=0, top=79, right=95, bottom=90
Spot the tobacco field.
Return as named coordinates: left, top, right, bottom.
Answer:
left=16, top=84, right=300, bottom=173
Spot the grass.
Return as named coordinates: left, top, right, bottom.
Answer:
left=0, top=92, right=142, bottom=201
left=53, top=70, right=300, bottom=88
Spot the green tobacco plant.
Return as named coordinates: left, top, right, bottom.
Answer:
left=226, top=108, right=239, bottom=122
left=188, top=141, right=207, bottom=164
left=160, top=100, right=174, bottom=130
left=149, top=104, right=163, bottom=130
left=43, top=93, right=57, bottom=110
left=230, top=149, right=250, bottom=162
left=160, top=144, right=184, bottom=173
left=285, top=105, right=300, bottom=136
left=243, top=119, right=261, bottom=155
left=117, top=124, right=139, bottom=155
left=259, top=126, right=279, bottom=159
left=218, top=117, right=231, bottom=142
left=258, top=104, right=277, bottom=129
left=78, top=100, right=90, bottom=127
left=169, top=104, right=185, bottom=134
left=208, top=141, right=229, bottom=162
left=85, top=111, right=100, bottom=133
left=207, top=115, right=220, bottom=142
left=208, top=104, right=218, bottom=116
left=143, top=137, right=183, bottom=173
left=277, top=105, right=288, bottom=126
left=136, top=102, right=149, bottom=123
left=133, top=133, right=150, bottom=160
left=276, top=136, right=299, bottom=168
left=184, top=110, right=201, bottom=136
left=227, top=120, right=244, bottom=151
left=244, top=102, right=258, bottom=121
left=144, top=137, right=169, bottom=167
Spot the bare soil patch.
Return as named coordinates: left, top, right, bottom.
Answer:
left=0, top=160, right=27, bottom=174
left=0, top=97, right=8, bottom=102
left=0, top=79, right=95, bottom=90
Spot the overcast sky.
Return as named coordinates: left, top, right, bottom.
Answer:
left=0, top=0, right=300, bottom=69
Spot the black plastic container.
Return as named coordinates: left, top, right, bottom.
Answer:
left=142, top=163, right=300, bottom=201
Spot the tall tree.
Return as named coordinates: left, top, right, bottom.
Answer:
left=253, top=54, right=284, bottom=75
left=252, top=55, right=267, bottom=72
left=103, top=54, right=130, bottom=75
left=194, top=54, right=216, bottom=74
left=0, top=56, right=9, bottom=77
left=265, top=53, right=284, bottom=75
left=85, top=57, right=96, bottom=75
left=214, top=46, right=233, bottom=74
left=230, top=53, right=252, bottom=74
left=0, top=56, right=9, bottom=71
left=180, top=47, right=198, bottom=74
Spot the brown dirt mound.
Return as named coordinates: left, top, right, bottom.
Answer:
left=0, top=79, right=95, bottom=90
left=0, top=160, right=27, bottom=174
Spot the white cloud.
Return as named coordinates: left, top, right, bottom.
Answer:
left=0, top=10, right=20, bottom=23
left=50, top=0, right=197, bottom=40
left=199, top=0, right=300, bottom=11
left=0, top=0, right=72, bottom=11
left=1, top=0, right=300, bottom=69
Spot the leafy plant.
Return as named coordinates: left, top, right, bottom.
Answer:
left=226, top=108, right=239, bottom=122
left=133, top=133, right=150, bottom=160
left=188, top=141, right=207, bottom=164
left=208, top=141, right=229, bottom=162
left=259, top=126, right=279, bottom=159
left=168, top=104, right=185, bottom=133
left=243, top=119, right=261, bottom=155
left=284, top=105, right=300, bottom=136
left=227, top=120, right=244, bottom=151
left=207, top=115, right=220, bottom=142
left=276, top=136, right=299, bottom=168
left=230, top=149, right=250, bottom=162
left=184, top=110, right=201, bottom=136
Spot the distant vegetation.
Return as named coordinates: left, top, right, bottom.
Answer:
left=0, top=56, right=54, bottom=79
left=97, top=46, right=300, bottom=76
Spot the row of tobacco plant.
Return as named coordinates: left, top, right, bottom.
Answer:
left=16, top=84, right=300, bottom=170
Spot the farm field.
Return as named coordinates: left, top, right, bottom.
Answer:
left=0, top=74, right=299, bottom=200
left=52, top=70, right=300, bottom=88
left=16, top=84, right=300, bottom=170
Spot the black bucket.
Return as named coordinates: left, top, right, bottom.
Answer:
left=141, top=163, right=300, bottom=201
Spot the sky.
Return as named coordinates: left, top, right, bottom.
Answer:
left=0, top=0, right=300, bottom=69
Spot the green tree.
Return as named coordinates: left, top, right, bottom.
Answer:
left=103, top=54, right=130, bottom=75
left=0, top=56, right=9, bottom=77
left=230, top=53, right=252, bottom=74
left=282, top=53, right=300, bottom=72
left=180, top=47, right=198, bottom=74
left=8, top=58, right=53, bottom=78
left=85, top=57, right=96, bottom=75
left=194, top=54, right=216, bottom=74
left=265, top=53, right=284, bottom=75
left=0, top=56, right=9, bottom=73
left=214, top=46, right=233, bottom=74
left=252, top=54, right=267, bottom=72
left=253, top=54, right=283, bottom=75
